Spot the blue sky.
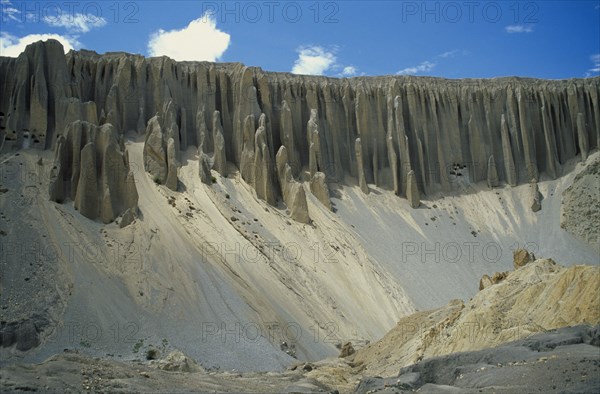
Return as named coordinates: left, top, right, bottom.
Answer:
left=1, top=0, right=599, bottom=79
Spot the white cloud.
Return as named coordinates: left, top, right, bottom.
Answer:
left=1, top=0, right=20, bottom=21
left=148, top=12, right=230, bottom=62
left=505, top=25, right=534, bottom=33
left=0, top=32, right=80, bottom=57
left=439, top=50, right=459, bottom=58
left=395, top=49, right=467, bottom=76
left=339, top=66, right=358, bottom=77
left=2, top=0, right=105, bottom=32
left=585, top=53, right=600, bottom=77
left=43, top=13, right=107, bottom=33
left=396, top=61, right=436, bottom=76
left=291, top=46, right=337, bottom=75
left=589, top=54, right=600, bottom=72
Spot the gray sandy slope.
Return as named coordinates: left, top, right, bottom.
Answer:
left=1, top=145, right=598, bottom=375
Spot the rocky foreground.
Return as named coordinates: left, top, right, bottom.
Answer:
left=561, top=156, right=600, bottom=253
left=354, top=324, right=600, bottom=394
left=1, top=257, right=598, bottom=393
left=1, top=324, right=598, bottom=393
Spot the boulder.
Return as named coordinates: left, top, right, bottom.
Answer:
left=530, top=179, right=542, bottom=212
left=154, top=350, right=203, bottom=373
left=492, top=271, right=508, bottom=283
left=479, top=274, right=493, bottom=291
left=339, top=341, right=355, bottom=358
left=14, top=320, right=39, bottom=351
left=199, top=150, right=213, bottom=185
left=119, top=207, right=138, bottom=228
left=0, top=315, right=49, bottom=352
left=513, top=249, right=536, bottom=269
left=480, top=271, right=509, bottom=290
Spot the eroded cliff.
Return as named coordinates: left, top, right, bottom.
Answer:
left=1, top=40, right=599, bottom=222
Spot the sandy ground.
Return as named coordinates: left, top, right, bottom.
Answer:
left=1, top=137, right=413, bottom=372
left=332, top=152, right=600, bottom=310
